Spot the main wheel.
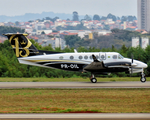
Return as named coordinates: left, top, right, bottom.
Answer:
left=91, top=78, right=97, bottom=83
left=140, top=77, right=146, bottom=83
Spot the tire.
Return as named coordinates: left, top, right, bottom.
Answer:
left=140, top=77, right=146, bottom=83
left=91, top=78, right=97, bottom=83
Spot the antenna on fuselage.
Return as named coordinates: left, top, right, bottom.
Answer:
left=74, top=49, right=78, bottom=53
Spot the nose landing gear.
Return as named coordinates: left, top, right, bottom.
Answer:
left=141, top=69, right=146, bottom=83
left=90, top=74, right=97, bottom=83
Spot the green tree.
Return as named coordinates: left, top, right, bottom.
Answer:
left=121, top=16, right=127, bottom=22
left=15, top=21, right=20, bottom=26
left=93, top=14, right=101, bottom=21
left=127, top=16, right=137, bottom=21
left=107, top=13, right=117, bottom=21
left=45, top=17, right=52, bottom=21
left=52, top=17, right=59, bottom=22
left=120, top=44, right=128, bottom=57
left=72, top=11, right=79, bottom=21
left=101, top=16, right=107, bottom=20
left=64, top=35, right=81, bottom=48
left=84, top=14, right=92, bottom=21
left=111, top=28, right=120, bottom=33
left=0, top=26, right=25, bottom=35
left=117, top=16, right=120, bottom=20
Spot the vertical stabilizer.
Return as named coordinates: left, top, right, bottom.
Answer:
left=3, top=33, right=39, bottom=58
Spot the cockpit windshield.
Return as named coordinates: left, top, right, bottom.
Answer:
left=118, top=54, right=124, bottom=59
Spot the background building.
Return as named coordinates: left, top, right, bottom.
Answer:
left=141, top=37, right=149, bottom=49
left=137, top=0, right=150, bottom=31
left=40, top=38, right=66, bottom=50
left=132, top=37, right=139, bottom=47
left=132, top=37, right=149, bottom=49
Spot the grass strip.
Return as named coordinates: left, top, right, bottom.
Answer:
left=0, top=88, right=149, bottom=113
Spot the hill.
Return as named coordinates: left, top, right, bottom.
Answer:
left=0, top=12, right=85, bottom=22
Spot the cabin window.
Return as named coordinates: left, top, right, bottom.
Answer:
left=79, top=56, right=83, bottom=60
left=84, top=55, right=88, bottom=59
left=113, top=55, right=117, bottom=59
left=59, top=56, right=63, bottom=60
left=101, top=55, right=105, bottom=59
left=70, top=56, right=74, bottom=60
left=118, top=55, right=121, bottom=59
left=90, top=55, right=92, bottom=59
left=118, top=54, right=124, bottom=59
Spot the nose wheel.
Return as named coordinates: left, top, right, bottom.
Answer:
left=140, top=77, right=146, bottom=83
left=141, top=69, right=146, bottom=83
left=90, top=74, right=97, bottom=83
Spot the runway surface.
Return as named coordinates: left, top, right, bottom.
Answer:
left=0, top=113, right=150, bottom=120
left=0, top=81, right=149, bottom=88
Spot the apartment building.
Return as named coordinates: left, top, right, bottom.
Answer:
left=137, top=0, right=150, bottom=31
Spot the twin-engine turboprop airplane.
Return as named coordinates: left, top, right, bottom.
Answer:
left=4, top=33, right=148, bottom=83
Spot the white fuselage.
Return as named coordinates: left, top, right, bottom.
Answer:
left=18, top=52, right=147, bottom=73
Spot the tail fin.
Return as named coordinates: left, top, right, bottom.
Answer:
left=3, top=33, right=39, bottom=57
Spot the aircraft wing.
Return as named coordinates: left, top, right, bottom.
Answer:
left=107, top=66, right=129, bottom=68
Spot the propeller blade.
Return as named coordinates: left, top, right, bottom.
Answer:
left=130, top=54, right=134, bottom=76
left=92, top=54, right=99, bottom=62
left=131, top=67, right=133, bottom=74
left=131, top=54, right=133, bottom=63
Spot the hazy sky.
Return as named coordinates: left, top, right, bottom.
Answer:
left=0, top=0, right=137, bottom=17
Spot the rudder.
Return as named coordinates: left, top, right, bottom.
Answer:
left=3, top=33, right=39, bottom=58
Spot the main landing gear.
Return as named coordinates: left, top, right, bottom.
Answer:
left=90, top=74, right=97, bottom=83
left=141, top=70, right=146, bottom=83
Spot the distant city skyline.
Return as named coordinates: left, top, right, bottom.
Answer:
left=0, top=0, right=137, bottom=17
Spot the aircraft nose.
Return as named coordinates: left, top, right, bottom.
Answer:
left=134, top=60, right=148, bottom=68
left=143, top=63, right=148, bottom=68
left=139, top=62, right=148, bottom=68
